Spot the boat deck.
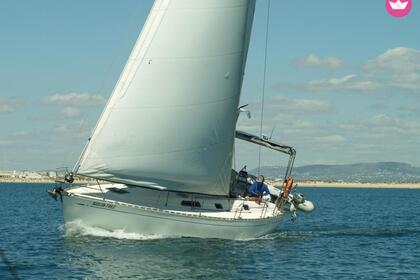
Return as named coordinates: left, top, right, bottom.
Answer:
left=66, top=183, right=281, bottom=220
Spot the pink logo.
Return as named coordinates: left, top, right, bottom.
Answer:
left=386, top=0, right=412, bottom=17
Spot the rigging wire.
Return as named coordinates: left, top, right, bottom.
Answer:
left=257, top=0, right=271, bottom=175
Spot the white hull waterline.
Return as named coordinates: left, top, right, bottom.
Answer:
left=60, top=183, right=288, bottom=239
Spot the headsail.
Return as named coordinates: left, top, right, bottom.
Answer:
left=75, top=0, right=256, bottom=196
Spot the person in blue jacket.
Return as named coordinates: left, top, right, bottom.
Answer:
left=249, top=175, right=270, bottom=198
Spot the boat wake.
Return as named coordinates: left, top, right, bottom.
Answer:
left=62, top=221, right=352, bottom=241
left=60, top=221, right=313, bottom=241
left=249, top=227, right=420, bottom=241
left=61, top=220, right=170, bottom=240
left=231, top=230, right=319, bottom=242
left=237, top=228, right=420, bottom=242
left=60, top=221, right=320, bottom=241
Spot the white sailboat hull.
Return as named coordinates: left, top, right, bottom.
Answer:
left=61, top=185, right=284, bottom=240
left=51, top=0, right=313, bottom=240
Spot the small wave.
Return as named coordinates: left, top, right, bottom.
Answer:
left=238, top=227, right=420, bottom=242
left=61, top=220, right=170, bottom=240
left=236, top=230, right=319, bottom=242
left=316, top=228, right=420, bottom=238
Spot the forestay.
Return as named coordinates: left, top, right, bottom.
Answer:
left=75, top=0, right=256, bottom=196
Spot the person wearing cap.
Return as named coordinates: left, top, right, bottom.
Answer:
left=249, top=175, right=270, bottom=200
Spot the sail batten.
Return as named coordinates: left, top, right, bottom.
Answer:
left=76, top=0, right=256, bottom=196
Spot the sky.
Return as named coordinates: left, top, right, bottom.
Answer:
left=0, top=0, right=419, bottom=171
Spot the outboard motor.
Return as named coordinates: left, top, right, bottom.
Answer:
left=292, top=193, right=305, bottom=204
left=47, top=187, right=64, bottom=202
left=292, top=193, right=315, bottom=213
left=64, top=172, right=74, bottom=183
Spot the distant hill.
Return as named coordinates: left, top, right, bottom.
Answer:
left=250, top=162, right=420, bottom=183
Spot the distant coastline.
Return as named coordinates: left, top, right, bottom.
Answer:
left=0, top=178, right=93, bottom=184
left=264, top=179, right=420, bottom=189
left=1, top=177, right=419, bottom=189
left=295, top=181, right=420, bottom=189
left=253, top=162, right=420, bottom=185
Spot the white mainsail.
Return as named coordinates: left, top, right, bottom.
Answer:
left=75, top=0, right=256, bottom=196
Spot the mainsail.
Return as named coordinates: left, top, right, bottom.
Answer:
left=75, top=0, right=256, bottom=196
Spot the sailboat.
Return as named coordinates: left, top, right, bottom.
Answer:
left=49, top=0, right=314, bottom=239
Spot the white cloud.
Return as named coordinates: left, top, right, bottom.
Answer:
left=365, top=47, right=420, bottom=73
left=307, top=74, right=382, bottom=92
left=237, top=95, right=334, bottom=138
left=236, top=109, right=420, bottom=168
left=43, top=92, right=105, bottom=107
left=368, top=114, right=400, bottom=126
left=398, top=105, right=420, bottom=116
left=13, top=131, right=28, bottom=138
left=0, top=131, right=28, bottom=147
left=285, top=47, right=420, bottom=93
left=52, top=120, right=92, bottom=141
left=0, top=140, right=13, bottom=146
left=263, top=95, right=335, bottom=113
left=61, top=107, right=81, bottom=118
left=339, top=114, right=420, bottom=137
left=297, top=54, right=344, bottom=69
left=364, top=47, right=420, bottom=90
left=0, top=97, right=20, bottom=113
left=314, top=134, right=346, bottom=143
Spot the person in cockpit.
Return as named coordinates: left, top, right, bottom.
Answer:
left=248, top=175, right=270, bottom=202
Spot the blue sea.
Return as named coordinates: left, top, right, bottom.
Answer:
left=0, top=183, right=419, bottom=279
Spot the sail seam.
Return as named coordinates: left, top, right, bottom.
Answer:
left=137, top=51, right=243, bottom=61
left=83, top=140, right=231, bottom=160
left=113, top=95, right=238, bottom=109
left=156, top=3, right=247, bottom=12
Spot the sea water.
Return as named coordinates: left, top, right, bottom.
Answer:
left=0, top=183, right=419, bottom=279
